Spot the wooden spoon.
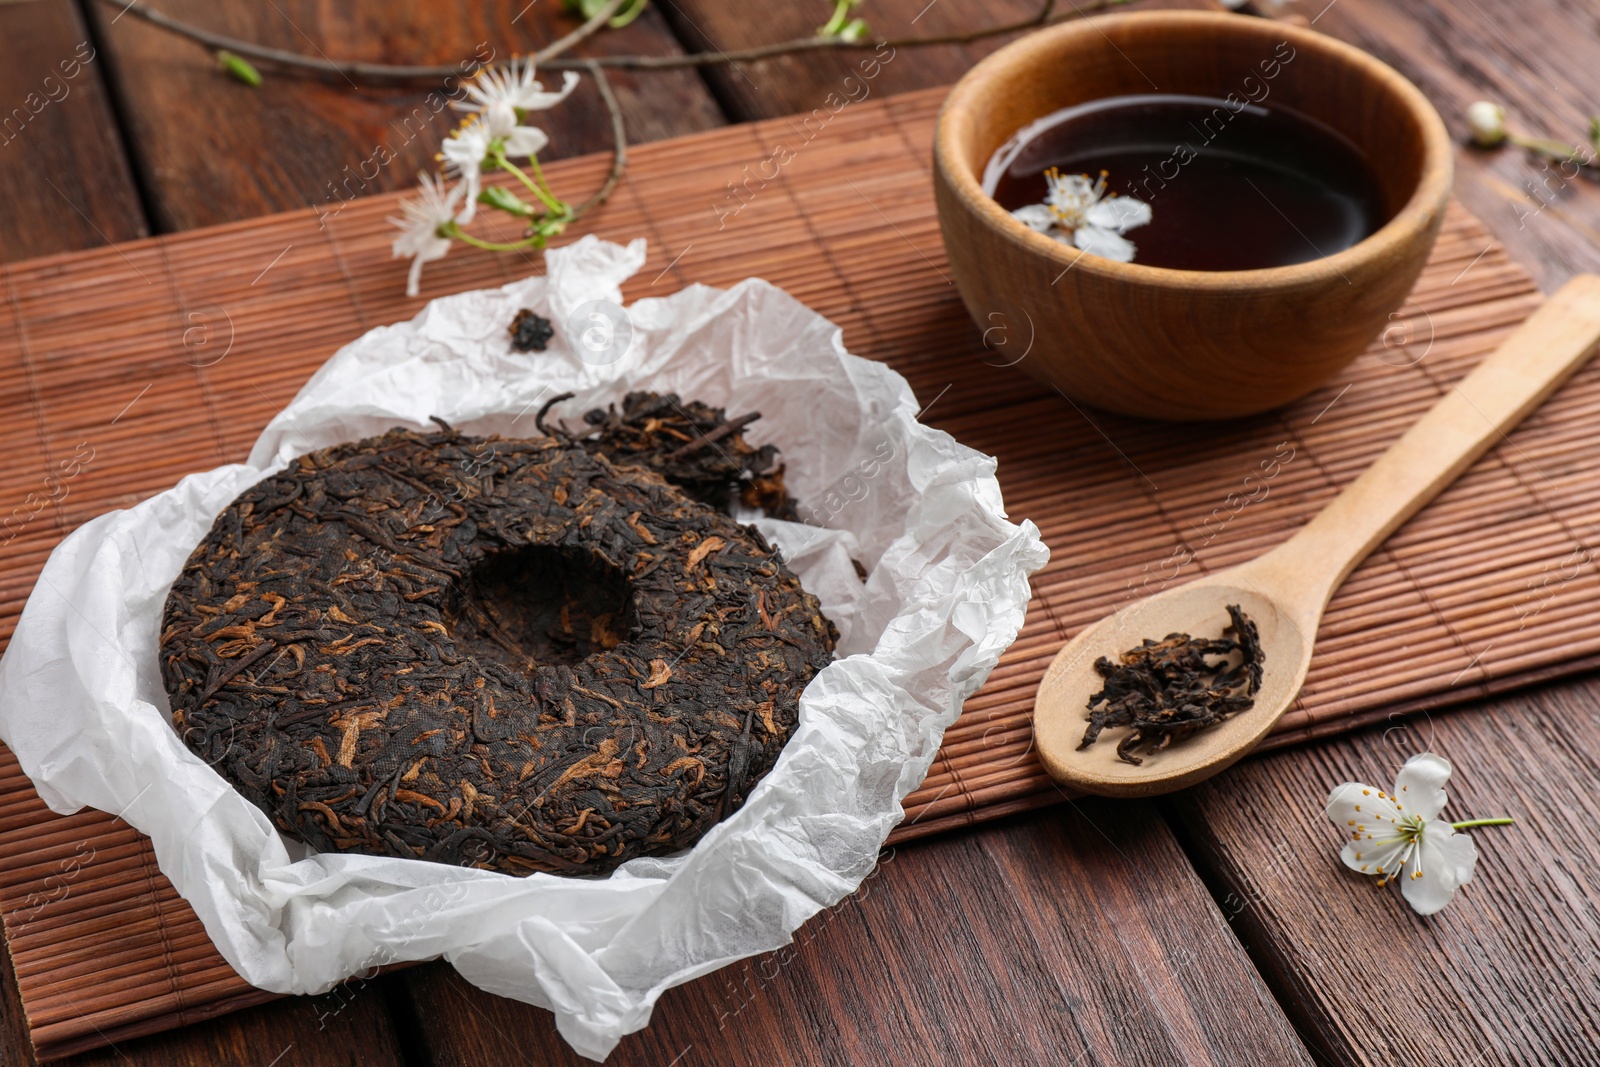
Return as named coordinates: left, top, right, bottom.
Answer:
left=1034, top=274, right=1600, bottom=797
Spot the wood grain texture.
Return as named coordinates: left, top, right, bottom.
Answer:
left=654, top=0, right=1217, bottom=124
left=0, top=0, right=145, bottom=261
left=1169, top=677, right=1600, bottom=1066
left=396, top=800, right=1312, bottom=1066
left=49, top=978, right=405, bottom=1067
left=82, top=0, right=725, bottom=232
left=1311, top=0, right=1600, bottom=293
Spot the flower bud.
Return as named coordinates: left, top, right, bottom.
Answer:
left=1467, top=100, right=1507, bottom=148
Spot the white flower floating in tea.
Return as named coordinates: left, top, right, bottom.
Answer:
left=1325, top=752, right=1512, bottom=916
left=1010, top=168, right=1153, bottom=263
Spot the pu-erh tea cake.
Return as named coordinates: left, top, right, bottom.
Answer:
left=160, top=415, right=835, bottom=876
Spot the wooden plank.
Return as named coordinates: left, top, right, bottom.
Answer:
left=1310, top=0, right=1600, bottom=292
left=654, top=0, right=1220, bottom=123
left=81, top=0, right=726, bottom=232
left=1169, top=676, right=1600, bottom=1065
left=0, top=0, right=146, bottom=260
left=395, top=801, right=1313, bottom=1065
left=44, top=978, right=405, bottom=1066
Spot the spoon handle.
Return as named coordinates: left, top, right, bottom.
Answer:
left=1257, top=273, right=1600, bottom=614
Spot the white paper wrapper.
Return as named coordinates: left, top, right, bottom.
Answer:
left=0, top=237, right=1046, bottom=1060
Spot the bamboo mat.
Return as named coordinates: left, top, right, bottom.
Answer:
left=0, top=83, right=1588, bottom=1057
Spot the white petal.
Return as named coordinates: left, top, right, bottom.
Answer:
left=458, top=65, right=518, bottom=113
left=397, top=228, right=451, bottom=296
left=1393, top=752, right=1452, bottom=821
left=1074, top=225, right=1136, bottom=262
left=1339, top=833, right=1409, bottom=880
left=486, top=100, right=520, bottom=139
left=517, top=70, right=581, bottom=111
left=441, top=127, right=490, bottom=224
left=1010, top=204, right=1056, bottom=233
left=1327, top=780, right=1403, bottom=824
left=1045, top=173, right=1095, bottom=221
left=440, top=126, right=489, bottom=171
left=456, top=170, right=481, bottom=223
left=500, top=124, right=550, bottom=160
left=1327, top=780, right=1407, bottom=865
left=1401, top=820, right=1477, bottom=915
left=1085, top=196, right=1153, bottom=233
left=1046, top=172, right=1094, bottom=204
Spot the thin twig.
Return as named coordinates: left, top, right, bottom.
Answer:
left=572, top=59, right=628, bottom=219
left=534, top=0, right=634, bottom=63
left=90, top=0, right=1131, bottom=84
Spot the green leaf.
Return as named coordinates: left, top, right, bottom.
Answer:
left=817, top=0, right=851, bottom=37
left=478, top=185, right=538, bottom=218
left=1590, top=116, right=1600, bottom=153
left=609, top=0, right=650, bottom=27
left=217, top=50, right=263, bottom=88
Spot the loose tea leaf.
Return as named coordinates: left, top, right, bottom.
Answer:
left=161, top=426, right=835, bottom=876
left=509, top=309, right=555, bottom=351
left=538, top=390, right=799, bottom=519
left=1079, top=604, right=1263, bottom=765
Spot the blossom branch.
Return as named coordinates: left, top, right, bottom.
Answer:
left=91, top=0, right=1133, bottom=84
left=574, top=60, right=628, bottom=218
left=391, top=56, right=628, bottom=295
left=535, top=0, right=637, bottom=63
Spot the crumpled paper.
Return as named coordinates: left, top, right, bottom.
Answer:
left=0, top=237, right=1047, bottom=1060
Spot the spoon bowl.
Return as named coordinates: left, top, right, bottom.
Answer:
left=1033, top=274, right=1600, bottom=796
left=1035, top=575, right=1312, bottom=796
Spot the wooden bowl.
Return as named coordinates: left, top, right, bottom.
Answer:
left=933, top=12, right=1453, bottom=421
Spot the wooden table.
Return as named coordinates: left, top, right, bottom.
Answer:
left=2, top=1, right=1599, bottom=1064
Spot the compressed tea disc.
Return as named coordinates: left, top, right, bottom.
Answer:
left=160, top=428, right=834, bottom=876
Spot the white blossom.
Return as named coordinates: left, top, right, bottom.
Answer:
left=439, top=119, right=494, bottom=221
left=389, top=173, right=463, bottom=298
left=1325, top=753, right=1480, bottom=916
left=442, top=59, right=579, bottom=221
left=1010, top=169, right=1152, bottom=263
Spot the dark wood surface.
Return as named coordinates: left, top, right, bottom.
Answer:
left=1172, top=683, right=1600, bottom=1067
left=79, top=0, right=724, bottom=233
left=1315, top=0, right=1600, bottom=293
left=0, top=0, right=146, bottom=259
left=394, top=802, right=1309, bottom=1067
left=3, top=0, right=1600, bottom=1064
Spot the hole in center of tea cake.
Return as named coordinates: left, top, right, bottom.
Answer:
left=444, top=545, right=636, bottom=670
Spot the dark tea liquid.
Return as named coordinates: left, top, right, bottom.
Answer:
left=984, top=94, right=1387, bottom=271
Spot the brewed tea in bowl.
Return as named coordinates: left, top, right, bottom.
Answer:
left=933, top=12, right=1453, bottom=420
